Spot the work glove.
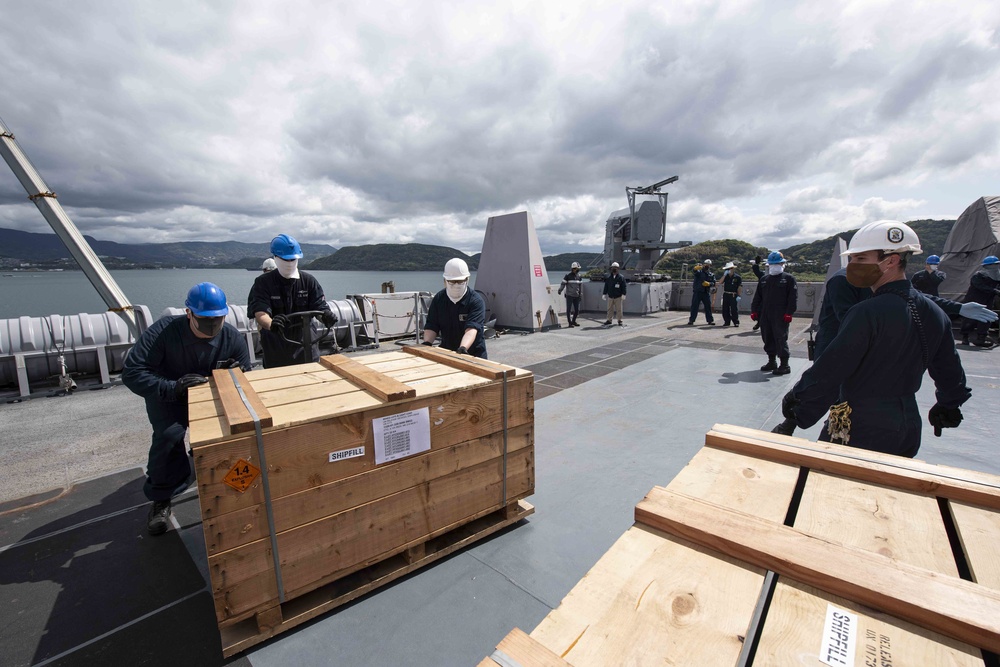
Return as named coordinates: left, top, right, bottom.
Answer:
left=959, top=302, right=998, bottom=323
left=602, top=294, right=607, bottom=301
left=781, top=391, right=799, bottom=421
left=755, top=255, right=763, bottom=265
left=928, top=404, right=963, bottom=437
left=217, top=358, right=242, bottom=369
left=456, top=346, right=468, bottom=355
left=175, top=374, right=208, bottom=400
left=270, top=314, right=290, bottom=332
left=320, top=311, right=338, bottom=327
left=750, top=312, right=758, bottom=321
left=783, top=314, right=793, bottom=324
left=702, top=281, right=710, bottom=287
left=736, top=296, right=742, bottom=303
left=621, top=295, right=626, bottom=301
left=557, top=287, right=563, bottom=295
left=771, top=418, right=796, bottom=436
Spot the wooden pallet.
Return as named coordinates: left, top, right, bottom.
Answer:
left=482, top=424, right=1000, bottom=666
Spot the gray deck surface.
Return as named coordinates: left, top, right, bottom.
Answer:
left=1, top=309, right=998, bottom=666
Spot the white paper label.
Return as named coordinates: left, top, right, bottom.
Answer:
left=819, top=604, right=858, bottom=667
left=373, top=407, right=431, bottom=465
left=329, top=446, right=365, bottom=463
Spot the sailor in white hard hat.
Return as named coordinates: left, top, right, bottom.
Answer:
left=720, top=261, right=742, bottom=326
left=602, top=262, right=627, bottom=326
left=776, top=221, right=971, bottom=458
left=422, top=258, right=488, bottom=357
left=558, top=261, right=584, bottom=327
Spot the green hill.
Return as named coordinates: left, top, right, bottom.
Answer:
left=655, top=239, right=769, bottom=280
left=544, top=252, right=602, bottom=272
left=306, top=243, right=478, bottom=271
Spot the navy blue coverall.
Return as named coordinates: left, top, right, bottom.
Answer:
left=789, top=280, right=970, bottom=458
left=960, top=270, right=1000, bottom=343
left=248, top=270, right=333, bottom=368
left=721, top=271, right=742, bottom=326
left=688, top=267, right=716, bottom=324
left=751, top=271, right=797, bottom=361
left=910, top=269, right=945, bottom=296
left=122, top=315, right=251, bottom=501
left=424, top=288, right=488, bottom=358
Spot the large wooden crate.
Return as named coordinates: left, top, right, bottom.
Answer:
left=481, top=424, right=1000, bottom=666
left=187, top=346, right=535, bottom=656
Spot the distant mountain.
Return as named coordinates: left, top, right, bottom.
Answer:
left=655, top=239, right=769, bottom=277
left=544, top=252, right=602, bottom=272
left=0, top=228, right=336, bottom=267
left=305, top=243, right=479, bottom=271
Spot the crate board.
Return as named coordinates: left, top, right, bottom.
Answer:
left=483, top=424, right=1000, bottom=666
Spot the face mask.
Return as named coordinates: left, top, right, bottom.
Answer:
left=446, top=281, right=468, bottom=303
left=768, top=264, right=783, bottom=276
left=192, top=314, right=225, bottom=337
left=928, top=265, right=937, bottom=272
left=984, top=265, right=1000, bottom=280
left=846, top=259, right=887, bottom=288
left=275, top=257, right=299, bottom=279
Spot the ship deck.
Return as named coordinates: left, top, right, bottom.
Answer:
left=2, top=309, right=998, bottom=667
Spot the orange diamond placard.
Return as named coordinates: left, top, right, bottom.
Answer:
left=223, top=458, right=261, bottom=493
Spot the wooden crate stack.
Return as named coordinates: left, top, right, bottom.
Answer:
left=187, top=346, right=535, bottom=656
left=481, top=424, right=1000, bottom=666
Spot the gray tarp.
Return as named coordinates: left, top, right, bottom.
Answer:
left=939, top=196, right=1000, bottom=301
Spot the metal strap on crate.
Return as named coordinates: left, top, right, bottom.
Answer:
left=502, top=372, right=508, bottom=508
left=228, top=368, right=286, bottom=603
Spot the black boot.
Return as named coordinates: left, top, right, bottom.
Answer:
left=773, top=358, right=791, bottom=375
left=147, top=500, right=172, bottom=536
left=760, top=356, right=777, bottom=372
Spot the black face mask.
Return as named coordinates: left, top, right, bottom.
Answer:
left=192, top=314, right=225, bottom=337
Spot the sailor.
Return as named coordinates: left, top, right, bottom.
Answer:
left=248, top=234, right=338, bottom=368
left=776, top=221, right=971, bottom=458
left=261, top=257, right=277, bottom=273
left=122, top=283, right=252, bottom=536
left=910, top=255, right=944, bottom=296
left=720, top=261, right=742, bottom=327
left=557, top=262, right=584, bottom=327
left=687, top=259, right=716, bottom=325
left=423, top=258, right=487, bottom=358
left=602, top=262, right=627, bottom=326
left=960, top=255, right=1000, bottom=348
left=750, top=252, right=797, bottom=375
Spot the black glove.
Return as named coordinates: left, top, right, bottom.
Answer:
left=320, top=311, right=338, bottom=327
left=270, top=314, right=289, bottom=332
left=755, top=255, right=762, bottom=265
left=781, top=392, right=799, bottom=421
left=456, top=346, right=468, bottom=355
left=771, top=418, right=796, bottom=436
left=421, top=340, right=434, bottom=346
left=928, top=404, right=963, bottom=437
left=175, top=374, right=208, bottom=400
left=217, top=358, right=242, bottom=369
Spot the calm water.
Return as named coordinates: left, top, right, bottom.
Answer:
left=0, top=270, right=466, bottom=319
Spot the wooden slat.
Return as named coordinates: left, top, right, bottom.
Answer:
left=402, top=344, right=515, bottom=379
left=485, top=628, right=572, bottom=667
left=949, top=501, right=1000, bottom=590
left=210, top=368, right=273, bottom=435
left=634, top=486, right=1000, bottom=653
left=319, top=354, right=416, bottom=402
left=706, top=424, right=1000, bottom=510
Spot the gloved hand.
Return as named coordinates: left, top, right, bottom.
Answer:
left=456, top=346, right=468, bottom=355
left=750, top=312, right=758, bottom=321
left=421, top=340, right=434, bottom=346
left=602, top=294, right=607, bottom=301
left=736, top=296, right=742, bottom=303
left=702, top=281, right=710, bottom=287
left=928, top=404, right=962, bottom=437
left=783, top=314, right=793, bottom=323
left=621, top=295, right=626, bottom=301
left=755, top=255, right=763, bottom=265
left=218, top=358, right=242, bottom=369
left=320, top=311, right=338, bottom=327
left=270, top=314, right=289, bottom=332
left=771, top=418, right=796, bottom=436
left=175, top=374, right=208, bottom=400
left=959, top=302, right=998, bottom=323
left=781, top=391, right=799, bottom=421
left=557, top=287, right=563, bottom=295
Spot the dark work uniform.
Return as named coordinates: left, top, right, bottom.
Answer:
left=721, top=271, right=743, bottom=326
left=910, top=269, right=945, bottom=296
left=789, top=280, right=971, bottom=458
left=688, top=267, right=716, bottom=324
left=122, top=316, right=251, bottom=501
left=424, top=288, right=487, bottom=358
left=248, top=270, right=333, bottom=368
left=558, top=271, right=583, bottom=326
left=960, top=270, right=1000, bottom=343
left=751, top=270, right=797, bottom=361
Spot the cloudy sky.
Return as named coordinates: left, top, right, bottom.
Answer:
left=1, top=1, right=998, bottom=256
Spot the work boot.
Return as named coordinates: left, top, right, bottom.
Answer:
left=707, top=321, right=716, bottom=326
left=760, top=357, right=778, bottom=372
left=603, top=320, right=612, bottom=326
left=147, top=500, right=172, bottom=536
left=753, top=322, right=760, bottom=331
left=974, top=338, right=996, bottom=349
left=961, top=336, right=970, bottom=345
left=773, top=358, right=791, bottom=375
left=618, top=320, right=624, bottom=327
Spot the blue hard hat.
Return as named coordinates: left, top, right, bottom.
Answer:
left=270, top=234, right=303, bottom=260
left=185, top=282, right=229, bottom=317
left=766, top=251, right=786, bottom=265
left=983, top=255, right=999, bottom=266
left=926, top=255, right=941, bottom=265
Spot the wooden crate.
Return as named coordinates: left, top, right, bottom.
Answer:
left=187, top=346, right=535, bottom=656
left=481, top=424, right=1000, bottom=667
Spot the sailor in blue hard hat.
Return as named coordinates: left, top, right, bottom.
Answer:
left=910, top=254, right=945, bottom=297
left=122, top=283, right=251, bottom=536
left=960, top=255, right=1000, bottom=348
left=750, top=252, right=797, bottom=375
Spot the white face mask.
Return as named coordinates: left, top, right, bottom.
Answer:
left=984, top=265, right=1000, bottom=280
left=928, top=265, right=937, bottom=272
left=275, top=257, right=299, bottom=279
left=768, top=264, right=784, bottom=276
left=446, top=280, right=468, bottom=303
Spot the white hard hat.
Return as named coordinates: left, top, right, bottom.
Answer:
left=703, top=259, right=712, bottom=265
left=843, top=220, right=922, bottom=257
left=723, top=261, right=736, bottom=270
left=610, top=262, right=620, bottom=268
left=261, top=258, right=277, bottom=271
left=570, top=261, right=581, bottom=269
left=443, top=257, right=471, bottom=280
